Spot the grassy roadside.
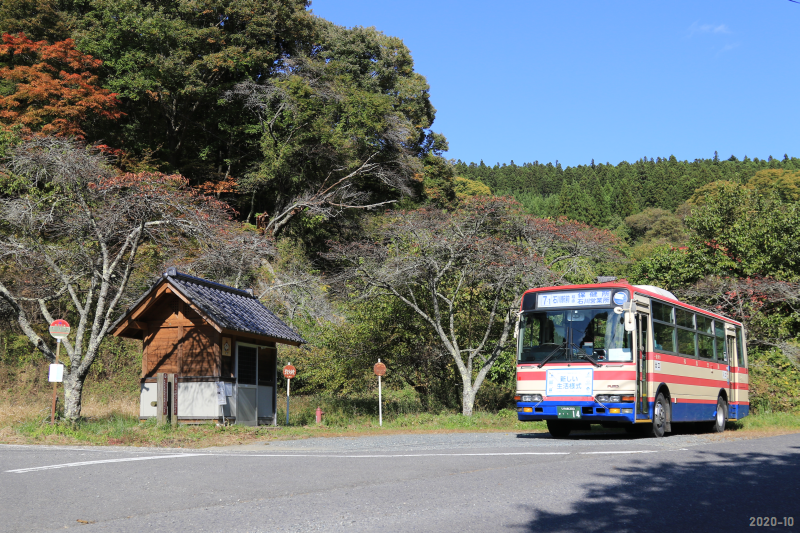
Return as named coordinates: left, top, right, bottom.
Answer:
left=1, top=394, right=799, bottom=448
left=0, top=409, right=546, bottom=448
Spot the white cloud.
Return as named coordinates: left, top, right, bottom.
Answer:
left=715, top=42, right=741, bottom=57
left=687, top=22, right=731, bottom=37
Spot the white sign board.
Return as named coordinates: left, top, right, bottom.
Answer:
left=546, top=368, right=593, bottom=396
left=48, top=364, right=64, bottom=383
left=538, top=290, right=611, bottom=308
left=607, top=348, right=632, bottom=362
left=216, top=382, right=227, bottom=405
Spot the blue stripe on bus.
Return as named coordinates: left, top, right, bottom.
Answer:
left=518, top=399, right=750, bottom=423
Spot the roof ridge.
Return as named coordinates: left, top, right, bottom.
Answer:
left=164, top=268, right=253, bottom=297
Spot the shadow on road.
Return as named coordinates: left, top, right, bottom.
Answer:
left=511, top=445, right=800, bottom=532
left=515, top=428, right=637, bottom=440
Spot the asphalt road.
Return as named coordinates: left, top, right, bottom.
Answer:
left=1, top=430, right=798, bottom=533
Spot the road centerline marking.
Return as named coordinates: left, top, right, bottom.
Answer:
left=6, top=453, right=207, bottom=473
left=579, top=450, right=658, bottom=454
left=6, top=449, right=669, bottom=474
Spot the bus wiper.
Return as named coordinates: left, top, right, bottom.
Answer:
left=537, top=345, right=564, bottom=368
left=572, top=343, right=603, bottom=367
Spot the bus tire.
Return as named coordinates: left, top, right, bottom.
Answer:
left=547, top=420, right=571, bottom=439
left=645, top=393, right=668, bottom=438
left=709, top=397, right=727, bottom=433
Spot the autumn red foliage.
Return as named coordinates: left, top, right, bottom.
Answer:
left=0, top=33, right=123, bottom=139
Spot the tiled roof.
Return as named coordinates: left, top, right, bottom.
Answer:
left=166, top=269, right=305, bottom=345
left=114, top=268, right=305, bottom=345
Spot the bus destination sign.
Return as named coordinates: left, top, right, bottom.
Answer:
left=538, top=290, right=611, bottom=308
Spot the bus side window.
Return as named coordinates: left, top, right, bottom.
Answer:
left=641, top=316, right=648, bottom=354
left=714, top=321, right=726, bottom=362
left=736, top=327, right=746, bottom=368
left=727, top=336, right=736, bottom=367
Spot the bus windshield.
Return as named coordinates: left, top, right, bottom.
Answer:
left=518, top=308, right=632, bottom=363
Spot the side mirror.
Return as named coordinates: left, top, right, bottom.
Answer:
left=622, top=302, right=635, bottom=332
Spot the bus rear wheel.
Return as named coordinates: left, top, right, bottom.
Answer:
left=707, top=397, right=727, bottom=433
left=644, top=393, right=668, bottom=438
left=547, top=420, right=571, bottom=439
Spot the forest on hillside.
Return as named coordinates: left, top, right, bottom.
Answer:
left=0, top=0, right=797, bottom=418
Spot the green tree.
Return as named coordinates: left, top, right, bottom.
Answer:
left=0, top=0, right=75, bottom=42
left=747, top=169, right=800, bottom=202
left=229, top=22, right=443, bottom=235
left=630, top=184, right=800, bottom=287
left=326, top=198, right=617, bottom=415
left=73, top=0, right=316, bottom=176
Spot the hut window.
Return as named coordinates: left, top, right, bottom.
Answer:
left=237, top=345, right=257, bottom=385
left=258, top=347, right=276, bottom=386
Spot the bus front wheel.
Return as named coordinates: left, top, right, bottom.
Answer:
left=547, top=420, right=571, bottom=439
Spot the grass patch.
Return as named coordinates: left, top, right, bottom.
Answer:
left=1, top=389, right=797, bottom=448
left=0, top=391, right=545, bottom=447
left=727, top=411, right=800, bottom=432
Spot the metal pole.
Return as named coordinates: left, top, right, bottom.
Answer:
left=50, top=340, right=60, bottom=424
left=286, top=374, right=291, bottom=426
left=378, top=358, right=382, bottom=427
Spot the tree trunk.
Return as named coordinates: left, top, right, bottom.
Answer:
left=63, top=373, right=84, bottom=421
left=461, top=382, right=476, bottom=416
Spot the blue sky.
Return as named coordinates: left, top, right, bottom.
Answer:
left=311, top=1, right=799, bottom=168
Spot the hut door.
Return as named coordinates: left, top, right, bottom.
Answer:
left=235, top=343, right=258, bottom=426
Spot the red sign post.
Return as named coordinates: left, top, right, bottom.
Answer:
left=283, top=364, right=296, bottom=426
left=374, top=360, right=387, bottom=426
left=48, top=319, right=70, bottom=423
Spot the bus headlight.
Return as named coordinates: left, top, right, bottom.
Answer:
left=596, top=395, right=622, bottom=403
left=520, top=394, right=542, bottom=402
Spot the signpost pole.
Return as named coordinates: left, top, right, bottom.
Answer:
left=50, top=340, right=60, bottom=424
left=373, top=359, right=386, bottom=427
left=286, top=376, right=290, bottom=426
left=282, top=362, right=296, bottom=426
left=48, top=319, right=69, bottom=424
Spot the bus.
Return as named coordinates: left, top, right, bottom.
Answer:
left=514, top=281, right=749, bottom=438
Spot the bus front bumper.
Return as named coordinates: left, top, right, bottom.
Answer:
left=516, top=401, right=637, bottom=423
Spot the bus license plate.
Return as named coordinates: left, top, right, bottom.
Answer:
left=557, top=406, right=581, bottom=419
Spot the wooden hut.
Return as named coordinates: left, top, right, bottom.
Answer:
left=112, top=268, right=304, bottom=425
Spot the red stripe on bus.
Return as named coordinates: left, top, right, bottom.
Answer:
left=649, top=372, right=728, bottom=388
left=517, top=370, right=635, bottom=381
left=594, top=371, right=636, bottom=380
left=647, top=397, right=716, bottom=404
left=649, top=353, right=728, bottom=370
left=517, top=373, right=545, bottom=381
left=732, top=367, right=749, bottom=375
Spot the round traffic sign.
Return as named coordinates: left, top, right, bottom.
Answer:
left=373, top=362, right=386, bottom=377
left=49, top=319, right=70, bottom=340
left=283, top=364, right=296, bottom=379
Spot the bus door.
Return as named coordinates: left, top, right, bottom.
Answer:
left=726, top=325, right=749, bottom=414
left=725, top=325, right=736, bottom=407
left=636, top=311, right=650, bottom=416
